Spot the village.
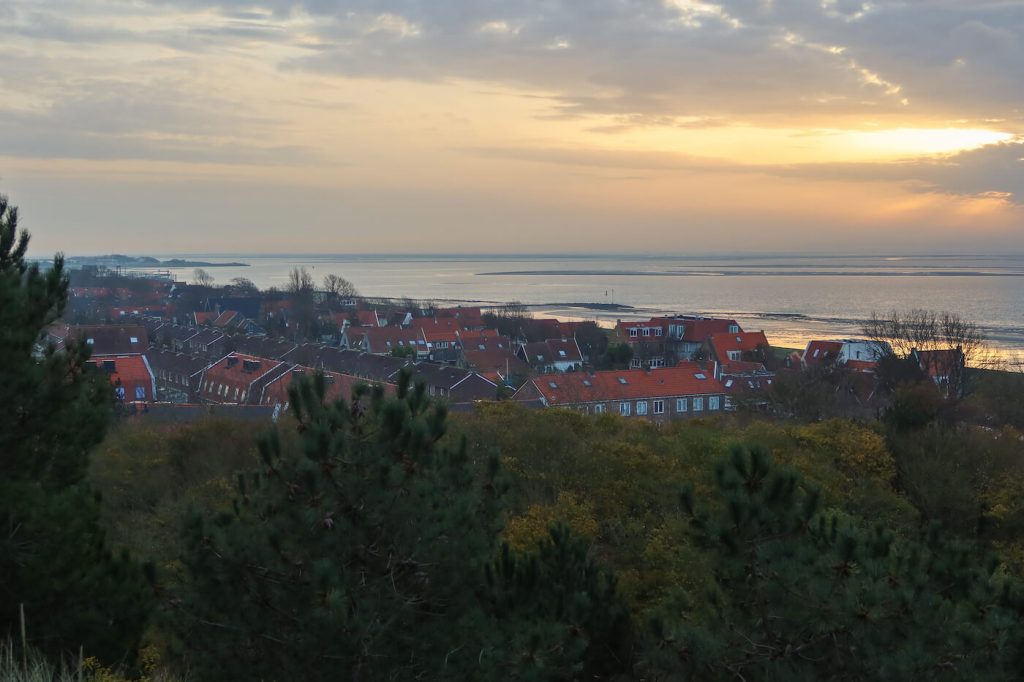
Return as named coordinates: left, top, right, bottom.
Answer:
left=47, top=266, right=966, bottom=425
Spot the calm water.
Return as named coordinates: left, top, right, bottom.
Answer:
left=152, top=253, right=1024, bottom=356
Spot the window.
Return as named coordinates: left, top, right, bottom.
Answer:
left=129, top=336, right=139, bottom=343
left=558, top=350, right=566, bottom=357
left=653, top=399, right=665, bottom=414
left=619, top=402, right=631, bottom=416
left=240, top=390, right=246, bottom=402
left=694, top=373, right=707, bottom=380
left=115, top=386, right=125, bottom=400
left=728, top=350, right=741, bottom=361
left=642, top=327, right=651, bottom=337
left=617, top=377, right=628, bottom=384
left=725, top=379, right=734, bottom=388
left=636, top=400, right=648, bottom=415
left=134, top=386, right=146, bottom=400
left=729, top=324, right=740, bottom=333
left=583, top=379, right=592, bottom=387
left=630, top=358, right=642, bottom=369
left=629, top=328, right=638, bottom=337
left=654, top=327, right=663, bottom=336
left=594, top=403, right=605, bottom=414
left=709, top=396, right=720, bottom=410
left=650, top=358, right=665, bottom=368
left=813, top=348, right=820, bottom=358
left=693, top=397, right=704, bottom=411
left=548, top=381, right=559, bottom=389
left=676, top=398, right=687, bottom=412
left=86, top=338, right=95, bottom=345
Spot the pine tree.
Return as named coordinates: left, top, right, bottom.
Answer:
left=172, top=371, right=633, bottom=681
left=171, top=372, right=507, bottom=680
left=642, top=444, right=1024, bottom=680
left=0, top=194, right=152, bottom=664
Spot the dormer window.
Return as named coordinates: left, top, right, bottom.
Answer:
left=129, top=336, right=139, bottom=343
left=728, top=324, right=739, bottom=333
left=642, top=328, right=651, bottom=337
left=558, top=350, right=566, bottom=357
left=629, top=328, right=638, bottom=337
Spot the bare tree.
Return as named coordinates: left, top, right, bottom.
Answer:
left=322, top=273, right=359, bottom=299
left=287, top=267, right=315, bottom=295
left=862, top=309, right=984, bottom=397
left=230, top=276, right=259, bottom=295
left=192, top=268, right=214, bottom=287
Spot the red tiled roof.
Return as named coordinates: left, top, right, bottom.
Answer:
left=88, top=355, right=155, bottom=402
left=261, top=366, right=396, bottom=407
left=845, top=359, right=878, bottom=373
left=357, top=327, right=425, bottom=353
left=719, top=360, right=768, bottom=374
left=410, top=317, right=462, bottom=332
left=803, top=340, right=844, bottom=366
left=356, top=310, right=381, bottom=327
left=462, top=347, right=529, bottom=376
left=202, top=353, right=286, bottom=401
left=914, top=349, right=964, bottom=378
left=709, top=331, right=769, bottom=362
left=213, top=310, right=239, bottom=327
left=194, top=311, right=218, bottom=325
left=534, top=362, right=725, bottom=406
left=68, top=325, right=148, bottom=356
left=679, top=318, right=741, bottom=342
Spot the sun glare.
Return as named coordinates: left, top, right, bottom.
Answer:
left=839, top=128, right=1014, bottom=158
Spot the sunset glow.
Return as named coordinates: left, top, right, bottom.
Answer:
left=1, top=1, right=1022, bottom=254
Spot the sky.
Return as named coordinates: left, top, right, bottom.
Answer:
left=3, top=0, right=1023, bottom=256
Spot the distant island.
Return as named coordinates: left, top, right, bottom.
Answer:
left=65, top=254, right=248, bottom=268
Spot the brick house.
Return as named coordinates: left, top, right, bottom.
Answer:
left=519, top=362, right=727, bottom=423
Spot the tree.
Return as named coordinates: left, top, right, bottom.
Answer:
left=171, top=372, right=629, bottom=680
left=322, top=273, right=358, bottom=299
left=229, top=276, right=258, bottom=295
left=597, top=342, right=633, bottom=370
left=0, top=194, right=151, bottom=665
left=863, top=309, right=984, bottom=397
left=285, top=267, right=317, bottom=340
left=191, top=268, right=214, bottom=287
left=642, top=445, right=1024, bottom=680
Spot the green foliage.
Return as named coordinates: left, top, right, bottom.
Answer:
left=0, top=194, right=151, bottom=666
left=480, top=526, right=632, bottom=680
left=644, top=445, right=1024, bottom=681
left=597, top=342, right=633, bottom=370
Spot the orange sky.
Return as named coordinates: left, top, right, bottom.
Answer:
left=3, top=0, right=1022, bottom=254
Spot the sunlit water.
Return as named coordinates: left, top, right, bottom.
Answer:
left=149, top=253, right=1024, bottom=361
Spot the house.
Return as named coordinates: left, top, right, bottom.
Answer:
left=145, top=347, right=210, bottom=402
left=192, top=311, right=219, bottom=326
left=802, top=339, right=890, bottom=371
left=198, top=353, right=290, bottom=405
left=519, top=362, right=727, bottom=423
left=516, top=338, right=584, bottom=373
left=232, top=335, right=299, bottom=360
left=158, top=324, right=201, bottom=352
left=355, top=309, right=384, bottom=327
left=186, top=328, right=227, bottom=357
left=707, top=331, right=771, bottom=366
left=87, top=355, right=157, bottom=403
left=110, top=305, right=167, bottom=320
left=56, top=324, right=149, bottom=356
left=259, top=367, right=397, bottom=411
left=613, top=316, right=742, bottom=367
left=352, top=327, right=428, bottom=357
left=434, top=306, right=485, bottom=330
left=460, top=335, right=528, bottom=383
left=718, top=361, right=775, bottom=409
left=911, top=347, right=966, bottom=398
left=407, top=363, right=498, bottom=403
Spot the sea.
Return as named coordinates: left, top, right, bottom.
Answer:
left=148, top=253, right=1024, bottom=361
